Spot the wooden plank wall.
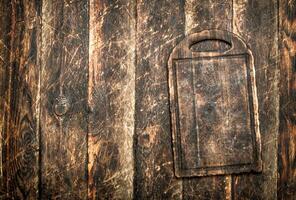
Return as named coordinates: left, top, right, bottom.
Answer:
left=40, top=0, right=89, bottom=199
left=0, top=0, right=41, bottom=199
left=88, top=0, right=136, bottom=199
left=134, top=0, right=185, bottom=199
left=0, top=0, right=296, bottom=199
left=0, top=0, right=12, bottom=188
left=278, top=0, right=296, bottom=199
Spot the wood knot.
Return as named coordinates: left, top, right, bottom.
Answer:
left=54, top=95, right=70, bottom=116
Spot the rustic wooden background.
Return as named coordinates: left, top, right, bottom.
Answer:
left=0, top=0, right=295, bottom=199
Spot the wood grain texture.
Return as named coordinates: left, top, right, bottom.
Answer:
left=278, top=0, right=296, bottom=199
left=0, top=0, right=291, bottom=199
left=182, top=1, right=233, bottom=199
left=233, top=0, right=279, bottom=199
left=88, top=0, right=136, bottom=199
left=0, top=0, right=41, bottom=199
left=134, top=0, right=185, bottom=199
left=0, top=0, right=12, bottom=185
left=40, top=0, right=88, bottom=199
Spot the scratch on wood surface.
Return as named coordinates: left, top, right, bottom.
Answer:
left=225, top=176, right=232, bottom=200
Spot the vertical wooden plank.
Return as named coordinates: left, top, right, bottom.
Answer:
left=278, top=0, right=296, bottom=199
left=88, top=0, right=136, bottom=199
left=0, top=0, right=12, bottom=183
left=134, top=0, right=185, bottom=199
left=40, top=0, right=88, bottom=199
left=182, top=0, right=233, bottom=199
left=0, top=0, right=41, bottom=199
left=233, top=0, right=279, bottom=199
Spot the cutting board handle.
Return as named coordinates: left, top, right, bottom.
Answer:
left=183, top=29, right=249, bottom=57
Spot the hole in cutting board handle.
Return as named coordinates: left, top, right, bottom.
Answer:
left=189, top=39, right=232, bottom=53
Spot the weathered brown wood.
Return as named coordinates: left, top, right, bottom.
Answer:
left=40, top=0, right=88, bottom=199
left=232, top=0, right=279, bottom=199
left=278, top=0, right=296, bottom=199
left=134, top=0, right=185, bottom=199
left=0, top=0, right=12, bottom=196
left=168, top=30, right=261, bottom=178
left=182, top=1, right=234, bottom=199
left=0, top=0, right=290, bottom=199
left=87, top=0, right=136, bottom=199
left=0, top=0, right=41, bottom=199
left=0, top=0, right=12, bottom=185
